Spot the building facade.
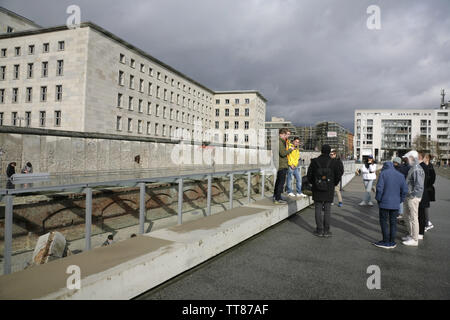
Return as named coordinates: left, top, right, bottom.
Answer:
left=315, top=121, right=353, bottom=159
left=354, top=107, right=450, bottom=163
left=0, top=7, right=266, bottom=146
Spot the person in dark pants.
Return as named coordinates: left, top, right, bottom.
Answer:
left=273, top=128, right=294, bottom=204
left=307, top=145, right=343, bottom=237
left=375, top=162, right=408, bottom=249
left=418, top=151, right=432, bottom=239
left=424, top=154, right=436, bottom=231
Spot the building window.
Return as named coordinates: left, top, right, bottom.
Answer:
left=0, top=112, right=3, bottom=125
left=13, top=65, right=19, bottom=79
left=225, top=108, right=229, bottom=116
left=11, top=112, right=18, bottom=126
left=154, top=123, right=159, bottom=135
left=26, top=87, right=32, bottom=102
left=39, top=111, right=46, bottom=127
left=0, top=89, right=5, bottom=103
left=215, top=109, right=219, bottom=116
left=224, top=121, right=229, bottom=129
left=57, top=60, right=64, bottom=76
left=128, top=96, right=133, bottom=110
left=138, top=120, right=143, bottom=134
left=28, top=45, right=35, bottom=55
left=1, top=48, right=6, bottom=58
left=118, top=70, right=124, bottom=85
left=130, top=58, right=135, bottom=68
left=244, top=121, right=249, bottom=130
left=43, top=43, right=49, bottom=53
left=25, top=111, right=31, bottom=127
left=12, top=88, right=18, bottom=103
left=146, top=121, right=151, bottom=134
left=56, top=85, right=63, bottom=101
left=234, top=121, right=239, bottom=129
left=224, top=133, right=228, bottom=142
left=138, top=99, right=143, bottom=113
left=139, top=79, right=144, bottom=92
left=7, top=26, right=14, bottom=33
left=42, top=61, right=48, bottom=77
left=149, top=67, right=153, bottom=76
left=40, top=86, right=47, bottom=102
left=15, top=47, right=21, bottom=56
left=148, top=82, right=153, bottom=95
left=235, top=99, right=240, bottom=104
left=0, top=66, right=5, bottom=80
left=55, top=111, right=62, bottom=126
left=155, top=105, right=160, bottom=116
left=116, top=116, right=122, bottom=131
left=140, top=63, right=145, bottom=72
left=58, top=41, right=65, bottom=51
left=215, top=121, right=219, bottom=129
left=162, top=124, right=167, bottom=136
left=245, top=108, right=249, bottom=116
left=245, top=98, right=250, bottom=104
left=235, top=108, right=239, bottom=116
left=245, top=134, right=249, bottom=142
left=215, top=99, right=220, bottom=104
left=27, top=63, right=33, bottom=78
left=117, top=93, right=123, bottom=107
left=147, top=102, right=152, bottom=115
left=127, top=118, right=133, bottom=132
left=129, top=75, right=134, bottom=89
left=225, top=99, right=230, bottom=104
left=120, top=53, right=125, bottom=63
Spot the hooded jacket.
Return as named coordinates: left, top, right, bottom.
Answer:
left=375, top=162, right=408, bottom=210
left=404, top=151, right=425, bottom=199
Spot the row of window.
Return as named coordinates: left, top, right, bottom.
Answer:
left=0, top=111, right=61, bottom=127
left=0, top=41, right=65, bottom=58
left=118, top=72, right=210, bottom=113
left=215, top=121, right=250, bottom=130
left=118, top=53, right=212, bottom=103
left=114, top=115, right=251, bottom=143
left=0, top=60, right=64, bottom=80
left=0, top=85, right=63, bottom=103
left=215, top=108, right=250, bottom=117
left=215, top=98, right=250, bottom=105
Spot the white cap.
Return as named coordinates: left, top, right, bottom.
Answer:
left=404, top=150, right=419, bottom=160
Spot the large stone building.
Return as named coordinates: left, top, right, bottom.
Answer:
left=354, top=96, right=450, bottom=163
left=315, top=121, right=353, bottom=159
left=0, top=7, right=266, bottom=146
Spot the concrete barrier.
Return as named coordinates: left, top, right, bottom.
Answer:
left=0, top=172, right=355, bottom=300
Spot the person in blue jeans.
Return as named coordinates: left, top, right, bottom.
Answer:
left=286, top=137, right=306, bottom=197
left=374, top=161, right=408, bottom=249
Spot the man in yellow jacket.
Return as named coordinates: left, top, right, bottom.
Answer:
left=286, top=137, right=307, bottom=197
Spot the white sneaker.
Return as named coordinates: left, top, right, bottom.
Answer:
left=402, top=235, right=412, bottom=241
left=359, top=201, right=367, bottom=206
left=368, top=201, right=374, bottom=206
left=288, top=192, right=296, bottom=197
left=402, top=239, right=418, bottom=246
left=297, top=193, right=307, bottom=198
left=418, top=234, right=424, bottom=240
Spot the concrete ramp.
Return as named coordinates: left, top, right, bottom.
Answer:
left=0, top=196, right=313, bottom=300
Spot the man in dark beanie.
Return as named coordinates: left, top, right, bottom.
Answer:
left=307, top=145, right=343, bottom=237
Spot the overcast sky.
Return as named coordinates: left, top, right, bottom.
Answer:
left=3, top=0, right=450, bottom=131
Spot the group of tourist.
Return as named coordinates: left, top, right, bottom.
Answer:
left=5, top=161, right=33, bottom=178
left=374, top=150, right=436, bottom=248
left=273, top=128, right=437, bottom=248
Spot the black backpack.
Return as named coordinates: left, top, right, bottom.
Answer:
left=314, top=158, right=333, bottom=191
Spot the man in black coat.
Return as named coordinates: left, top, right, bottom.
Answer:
left=307, top=145, right=343, bottom=237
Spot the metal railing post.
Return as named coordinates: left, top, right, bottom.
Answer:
left=139, top=183, right=146, bottom=234
left=261, top=170, right=265, bottom=199
left=247, top=171, right=251, bottom=204
left=207, top=175, right=212, bottom=216
left=178, top=179, right=183, bottom=225
left=3, top=195, right=13, bottom=275
left=229, top=173, right=234, bottom=209
left=85, top=188, right=92, bottom=251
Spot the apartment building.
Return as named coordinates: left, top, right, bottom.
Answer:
left=0, top=7, right=266, bottom=146
left=354, top=106, right=450, bottom=163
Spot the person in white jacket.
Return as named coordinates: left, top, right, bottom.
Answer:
left=359, top=156, right=377, bottom=206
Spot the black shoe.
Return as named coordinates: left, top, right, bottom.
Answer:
left=313, top=230, right=324, bottom=237
left=323, top=231, right=333, bottom=238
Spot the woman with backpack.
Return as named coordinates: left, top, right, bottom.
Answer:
left=358, top=156, right=377, bottom=206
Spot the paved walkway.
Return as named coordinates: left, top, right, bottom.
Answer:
left=138, top=175, right=450, bottom=300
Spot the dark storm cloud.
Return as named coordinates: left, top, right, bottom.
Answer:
left=3, top=0, right=450, bottom=130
